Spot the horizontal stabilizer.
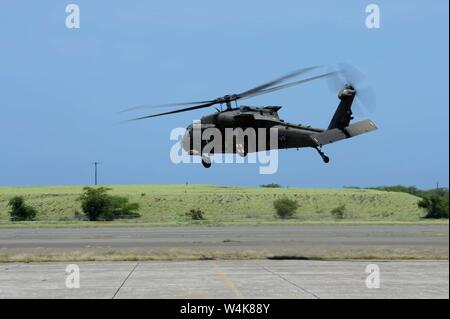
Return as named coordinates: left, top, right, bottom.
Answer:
left=312, top=120, right=378, bottom=146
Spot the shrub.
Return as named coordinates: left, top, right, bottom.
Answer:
left=331, top=205, right=346, bottom=219
left=261, top=183, right=282, bottom=188
left=78, top=187, right=111, bottom=221
left=109, top=196, right=141, bottom=219
left=419, top=195, right=449, bottom=219
left=186, top=209, right=205, bottom=220
left=273, top=197, right=298, bottom=219
left=78, top=187, right=140, bottom=221
left=8, top=196, right=37, bottom=221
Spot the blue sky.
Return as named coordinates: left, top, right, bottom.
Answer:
left=0, top=0, right=448, bottom=188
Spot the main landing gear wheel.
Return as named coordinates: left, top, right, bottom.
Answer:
left=315, top=147, right=330, bottom=164
left=201, top=155, right=211, bottom=168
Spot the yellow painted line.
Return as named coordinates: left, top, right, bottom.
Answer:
left=211, top=261, right=244, bottom=299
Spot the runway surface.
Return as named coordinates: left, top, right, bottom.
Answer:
left=0, top=260, right=448, bottom=298
left=0, top=225, right=448, bottom=259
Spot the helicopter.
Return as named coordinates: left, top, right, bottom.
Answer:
left=124, top=65, right=378, bottom=168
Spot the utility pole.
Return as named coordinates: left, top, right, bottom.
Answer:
left=93, top=162, right=101, bottom=185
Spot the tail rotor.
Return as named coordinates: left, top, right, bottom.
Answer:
left=327, top=63, right=376, bottom=116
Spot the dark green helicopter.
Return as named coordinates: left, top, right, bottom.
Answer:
left=124, top=65, right=378, bottom=168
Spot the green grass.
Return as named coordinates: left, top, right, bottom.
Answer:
left=0, top=184, right=446, bottom=227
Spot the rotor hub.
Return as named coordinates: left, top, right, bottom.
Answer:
left=338, top=85, right=356, bottom=99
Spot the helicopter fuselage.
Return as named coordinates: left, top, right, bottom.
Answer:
left=181, top=105, right=324, bottom=156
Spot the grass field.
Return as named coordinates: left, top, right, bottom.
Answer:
left=0, top=184, right=443, bottom=227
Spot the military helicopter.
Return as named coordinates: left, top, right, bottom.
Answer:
left=124, top=65, right=378, bottom=168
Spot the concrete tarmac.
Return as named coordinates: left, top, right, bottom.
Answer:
left=0, top=260, right=448, bottom=298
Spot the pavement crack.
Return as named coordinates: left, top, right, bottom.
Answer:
left=112, top=262, right=139, bottom=299
left=261, top=265, right=320, bottom=299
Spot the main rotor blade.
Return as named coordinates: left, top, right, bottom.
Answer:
left=240, top=71, right=336, bottom=100
left=237, top=66, right=320, bottom=99
left=121, top=99, right=216, bottom=113
left=127, top=101, right=217, bottom=121
left=121, top=66, right=321, bottom=113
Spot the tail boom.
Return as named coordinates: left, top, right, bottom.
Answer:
left=311, top=119, right=378, bottom=146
